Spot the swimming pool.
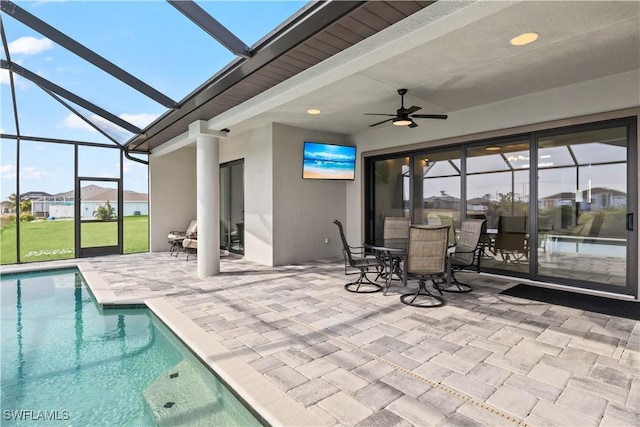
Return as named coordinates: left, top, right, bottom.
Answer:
left=0, top=268, right=261, bottom=426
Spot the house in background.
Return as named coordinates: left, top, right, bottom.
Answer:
left=45, top=185, right=149, bottom=219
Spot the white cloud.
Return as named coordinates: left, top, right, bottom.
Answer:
left=21, top=166, right=51, bottom=180
left=1, top=164, right=17, bottom=179
left=9, top=36, right=54, bottom=56
left=120, top=113, right=159, bottom=128
left=62, top=114, right=95, bottom=131
left=62, top=112, right=159, bottom=133
left=0, top=69, right=10, bottom=85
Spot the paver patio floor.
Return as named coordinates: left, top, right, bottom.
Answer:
left=4, top=253, right=639, bottom=426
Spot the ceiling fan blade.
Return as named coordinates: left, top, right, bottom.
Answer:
left=411, top=114, right=448, bottom=120
left=369, top=118, right=395, bottom=127
left=405, top=105, right=422, bottom=114
left=408, top=121, right=418, bottom=128
left=363, top=113, right=395, bottom=116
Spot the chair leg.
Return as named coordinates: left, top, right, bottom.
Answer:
left=344, top=269, right=382, bottom=293
left=435, top=269, right=472, bottom=293
left=400, top=279, right=445, bottom=307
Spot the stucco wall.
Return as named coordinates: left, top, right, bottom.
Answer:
left=220, top=124, right=274, bottom=266
left=271, top=124, right=348, bottom=265
left=149, top=148, right=196, bottom=252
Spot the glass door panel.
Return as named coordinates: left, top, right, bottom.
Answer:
left=370, top=157, right=410, bottom=241
left=220, top=160, right=244, bottom=254
left=220, top=166, right=230, bottom=249
left=79, top=179, right=120, bottom=257
left=230, top=162, right=244, bottom=253
left=466, top=140, right=531, bottom=275
left=537, top=127, right=628, bottom=289
left=413, top=149, right=461, bottom=244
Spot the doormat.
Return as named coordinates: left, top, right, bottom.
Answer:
left=500, top=284, right=640, bottom=321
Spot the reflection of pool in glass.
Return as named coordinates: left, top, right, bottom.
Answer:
left=1, top=268, right=261, bottom=426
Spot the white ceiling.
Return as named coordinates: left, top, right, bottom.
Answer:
left=205, top=0, right=640, bottom=139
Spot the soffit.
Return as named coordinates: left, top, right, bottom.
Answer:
left=128, top=0, right=435, bottom=153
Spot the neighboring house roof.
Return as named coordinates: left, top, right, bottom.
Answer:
left=20, top=191, right=53, bottom=200
left=542, top=187, right=627, bottom=200
left=82, top=189, right=148, bottom=202
left=55, top=185, right=148, bottom=202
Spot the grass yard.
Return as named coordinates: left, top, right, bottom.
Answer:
left=0, top=215, right=148, bottom=265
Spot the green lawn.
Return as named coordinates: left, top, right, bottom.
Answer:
left=1, top=216, right=149, bottom=265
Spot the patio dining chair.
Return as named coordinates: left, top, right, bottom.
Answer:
left=384, top=216, right=411, bottom=239
left=333, top=219, right=384, bottom=293
left=434, top=218, right=486, bottom=293
left=400, top=225, right=449, bottom=307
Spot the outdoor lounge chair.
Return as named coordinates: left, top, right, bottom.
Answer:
left=168, top=220, right=197, bottom=256
left=434, top=218, right=486, bottom=293
left=400, top=225, right=449, bottom=307
left=182, top=235, right=197, bottom=261
left=333, top=219, right=384, bottom=293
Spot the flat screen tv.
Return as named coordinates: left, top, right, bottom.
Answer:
left=302, top=141, right=356, bottom=180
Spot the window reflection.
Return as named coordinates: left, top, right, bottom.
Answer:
left=372, top=157, right=409, bottom=240
left=413, top=149, right=461, bottom=242
left=537, top=127, right=627, bottom=287
left=466, top=141, right=530, bottom=274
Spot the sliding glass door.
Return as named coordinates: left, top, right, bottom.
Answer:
left=366, top=156, right=410, bottom=241
left=364, top=117, right=637, bottom=295
left=466, top=139, right=531, bottom=276
left=220, top=160, right=244, bottom=254
left=536, top=125, right=631, bottom=292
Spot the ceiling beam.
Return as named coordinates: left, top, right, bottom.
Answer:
left=167, top=0, right=252, bottom=58
left=1, top=0, right=177, bottom=109
left=1, top=60, right=142, bottom=135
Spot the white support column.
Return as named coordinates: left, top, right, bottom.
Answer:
left=197, top=134, right=219, bottom=277
left=190, top=121, right=228, bottom=278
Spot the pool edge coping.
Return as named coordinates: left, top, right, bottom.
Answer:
left=74, top=261, right=324, bottom=427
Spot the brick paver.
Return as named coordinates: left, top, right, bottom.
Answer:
left=7, top=253, right=638, bottom=426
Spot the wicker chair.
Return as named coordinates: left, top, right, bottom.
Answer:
left=333, top=219, right=383, bottom=293
left=435, top=218, right=486, bottom=293
left=400, top=225, right=449, bottom=307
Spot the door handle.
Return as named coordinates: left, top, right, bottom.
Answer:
left=627, top=213, right=634, bottom=231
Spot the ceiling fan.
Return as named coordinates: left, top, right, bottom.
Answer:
left=365, top=88, right=448, bottom=128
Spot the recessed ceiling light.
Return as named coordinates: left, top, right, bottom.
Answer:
left=307, top=108, right=321, bottom=115
left=485, top=146, right=501, bottom=151
left=510, top=32, right=539, bottom=46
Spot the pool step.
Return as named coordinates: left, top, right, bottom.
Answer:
left=143, top=359, right=223, bottom=426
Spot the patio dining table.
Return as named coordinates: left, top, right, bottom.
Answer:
left=366, top=236, right=455, bottom=295
left=364, top=238, right=409, bottom=294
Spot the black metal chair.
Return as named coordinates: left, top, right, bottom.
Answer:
left=435, top=218, right=486, bottom=293
left=333, top=219, right=383, bottom=293
left=400, top=225, right=449, bottom=307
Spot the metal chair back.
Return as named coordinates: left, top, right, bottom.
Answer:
left=406, top=225, right=449, bottom=276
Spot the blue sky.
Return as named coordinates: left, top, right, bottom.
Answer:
left=1, top=0, right=307, bottom=200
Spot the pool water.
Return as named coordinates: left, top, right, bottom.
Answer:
left=1, top=268, right=261, bottom=426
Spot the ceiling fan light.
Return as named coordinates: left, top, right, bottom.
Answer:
left=393, top=118, right=412, bottom=126
left=510, top=32, right=539, bottom=46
